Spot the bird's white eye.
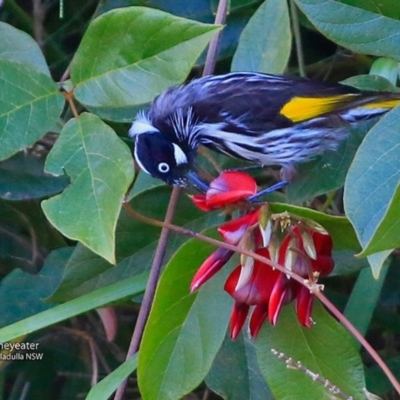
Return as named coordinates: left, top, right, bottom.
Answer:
left=158, top=162, right=170, bottom=173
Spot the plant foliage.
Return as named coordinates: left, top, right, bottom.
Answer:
left=1, top=0, right=400, bottom=399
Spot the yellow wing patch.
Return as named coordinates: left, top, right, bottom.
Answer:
left=280, top=94, right=359, bottom=123
left=361, top=99, right=400, bottom=110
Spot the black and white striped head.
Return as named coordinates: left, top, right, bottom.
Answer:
left=129, top=113, right=192, bottom=186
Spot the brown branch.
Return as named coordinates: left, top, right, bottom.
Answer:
left=203, top=0, right=229, bottom=76
left=114, top=1, right=229, bottom=399
left=122, top=201, right=307, bottom=284
left=32, top=0, right=46, bottom=51
left=314, top=290, right=400, bottom=395
left=63, top=91, right=79, bottom=118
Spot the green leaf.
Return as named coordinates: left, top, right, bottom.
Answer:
left=86, top=355, right=138, bottom=400
left=206, top=333, right=273, bottom=400
left=47, top=186, right=217, bottom=302
left=0, top=22, right=50, bottom=75
left=366, top=251, right=392, bottom=279
left=0, top=152, right=68, bottom=200
left=331, top=249, right=369, bottom=276
left=342, top=74, right=399, bottom=92
left=344, top=264, right=389, bottom=341
left=256, top=302, right=365, bottom=399
left=0, top=60, right=64, bottom=161
left=370, top=58, right=399, bottom=86
left=138, top=239, right=232, bottom=400
left=232, top=0, right=291, bottom=73
left=270, top=203, right=360, bottom=251
left=295, top=0, right=400, bottom=61
left=41, top=112, right=134, bottom=264
left=0, top=248, right=71, bottom=328
left=344, top=107, right=400, bottom=266
left=71, top=7, right=221, bottom=121
left=339, top=0, right=400, bottom=20
left=0, top=272, right=148, bottom=343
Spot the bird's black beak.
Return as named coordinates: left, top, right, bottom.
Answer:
left=187, top=171, right=210, bottom=193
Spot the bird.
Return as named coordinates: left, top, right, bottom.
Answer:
left=129, top=72, right=400, bottom=190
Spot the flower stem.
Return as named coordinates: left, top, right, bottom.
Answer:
left=314, top=290, right=400, bottom=395
left=122, top=201, right=310, bottom=286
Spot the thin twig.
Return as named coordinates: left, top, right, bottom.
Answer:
left=32, top=0, right=46, bottom=50
left=122, top=202, right=311, bottom=285
left=63, top=91, right=79, bottom=118
left=289, top=0, right=306, bottom=77
left=203, top=0, right=229, bottom=76
left=114, top=1, right=229, bottom=399
left=314, top=291, right=400, bottom=395
left=320, top=190, right=337, bottom=213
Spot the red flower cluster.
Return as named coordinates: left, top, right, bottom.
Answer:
left=190, top=171, right=334, bottom=339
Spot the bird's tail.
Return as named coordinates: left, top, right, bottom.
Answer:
left=280, top=91, right=400, bottom=124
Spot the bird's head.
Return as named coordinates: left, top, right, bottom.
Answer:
left=129, top=114, right=193, bottom=186
left=133, top=132, right=191, bottom=186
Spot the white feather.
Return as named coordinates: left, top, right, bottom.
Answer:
left=172, top=143, right=188, bottom=165
left=129, top=112, right=158, bottom=137
left=133, top=138, right=150, bottom=175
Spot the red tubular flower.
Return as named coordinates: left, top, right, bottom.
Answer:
left=310, top=229, right=334, bottom=276
left=224, top=248, right=280, bottom=339
left=190, top=248, right=234, bottom=292
left=296, top=284, right=314, bottom=328
left=218, top=209, right=260, bottom=244
left=190, top=208, right=262, bottom=291
left=268, top=273, right=291, bottom=326
left=225, top=224, right=334, bottom=337
left=229, top=302, right=250, bottom=340
left=249, top=304, right=269, bottom=338
left=268, top=225, right=334, bottom=327
left=191, top=171, right=257, bottom=211
left=189, top=170, right=335, bottom=337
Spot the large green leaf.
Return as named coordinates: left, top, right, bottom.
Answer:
left=340, top=0, right=400, bottom=20
left=0, top=272, right=148, bottom=343
left=0, top=22, right=50, bottom=75
left=0, top=60, right=64, bottom=161
left=295, top=0, right=400, bottom=61
left=344, top=264, right=389, bottom=341
left=41, top=113, right=134, bottom=264
left=0, top=248, right=71, bottom=328
left=0, top=152, right=68, bottom=200
left=256, top=302, right=365, bottom=399
left=232, top=0, right=291, bottom=73
left=138, top=239, right=232, bottom=400
left=47, top=186, right=220, bottom=302
left=206, top=333, right=273, bottom=400
left=344, top=106, right=400, bottom=275
left=71, top=7, right=221, bottom=121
